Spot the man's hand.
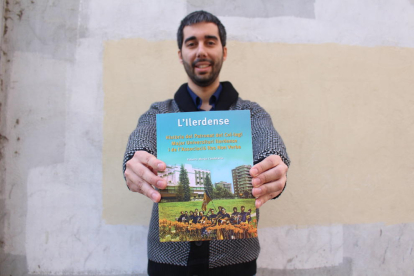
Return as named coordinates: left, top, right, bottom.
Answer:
left=250, top=155, right=288, bottom=208
left=124, top=151, right=167, bottom=203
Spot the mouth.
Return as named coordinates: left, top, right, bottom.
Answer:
left=193, top=60, right=213, bottom=73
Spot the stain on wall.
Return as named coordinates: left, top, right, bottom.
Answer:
left=4, top=0, right=80, bottom=60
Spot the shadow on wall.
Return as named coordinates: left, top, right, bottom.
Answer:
left=187, top=0, right=316, bottom=19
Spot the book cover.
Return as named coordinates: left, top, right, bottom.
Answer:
left=156, top=110, right=257, bottom=242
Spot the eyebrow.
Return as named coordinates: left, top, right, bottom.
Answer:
left=184, top=36, right=196, bottom=44
left=184, top=35, right=219, bottom=44
left=205, top=35, right=218, bottom=41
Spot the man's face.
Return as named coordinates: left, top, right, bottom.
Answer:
left=241, top=207, right=245, bottom=212
left=178, top=22, right=227, bottom=88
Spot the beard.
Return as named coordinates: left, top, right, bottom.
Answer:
left=182, top=57, right=223, bottom=87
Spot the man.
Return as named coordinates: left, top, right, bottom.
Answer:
left=217, top=208, right=231, bottom=225
left=239, top=206, right=248, bottom=223
left=188, top=211, right=195, bottom=224
left=217, top=206, right=224, bottom=216
left=230, top=207, right=240, bottom=225
left=183, top=211, right=189, bottom=223
left=247, top=209, right=252, bottom=223
left=123, top=10, right=289, bottom=276
left=177, top=211, right=185, bottom=222
left=198, top=211, right=207, bottom=224
left=192, top=211, right=199, bottom=224
left=208, top=209, right=217, bottom=222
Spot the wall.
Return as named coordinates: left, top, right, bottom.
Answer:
left=1, top=0, right=414, bottom=275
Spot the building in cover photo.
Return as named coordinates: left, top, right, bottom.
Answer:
left=159, top=164, right=210, bottom=200
left=232, top=165, right=253, bottom=198
left=215, top=181, right=232, bottom=194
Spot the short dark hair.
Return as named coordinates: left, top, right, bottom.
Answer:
left=177, top=10, right=226, bottom=50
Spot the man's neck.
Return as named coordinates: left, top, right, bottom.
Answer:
left=187, top=79, right=220, bottom=108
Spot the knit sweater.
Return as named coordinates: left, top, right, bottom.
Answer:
left=123, top=82, right=290, bottom=276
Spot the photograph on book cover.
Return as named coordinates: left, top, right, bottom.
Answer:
left=156, top=110, right=257, bottom=242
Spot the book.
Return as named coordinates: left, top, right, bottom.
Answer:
left=156, top=110, right=257, bottom=242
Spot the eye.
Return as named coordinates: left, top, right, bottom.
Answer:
left=186, top=42, right=196, bottom=47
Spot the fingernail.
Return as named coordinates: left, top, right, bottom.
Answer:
left=253, top=178, right=260, bottom=186
left=157, top=163, right=164, bottom=170
left=255, top=188, right=262, bottom=197
left=157, top=180, right=165, bottom=188
left=251, top=168, right=258, bottom=176
left=151, top=192, right=158, bottom=201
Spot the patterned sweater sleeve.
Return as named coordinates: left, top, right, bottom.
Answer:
left=122, top=102, right=162, bottom=174
left=248, top=101, right=290, bottom=167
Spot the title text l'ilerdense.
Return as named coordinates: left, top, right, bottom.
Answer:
left=178, top=118, right=229, bottom=127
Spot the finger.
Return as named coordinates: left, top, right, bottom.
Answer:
left=252, top=179, right=285, bottom=199
left=125, top=169, right=162, bottom=202
left=124, top=167, right=142, bottom=191
left=255, top=190, right=283, bottom=208
left=135, top=162, right=167, bottom=189
left=146, top=164, right=159, bottom=175
left=126, top=159, right=167, bottom=189
left=250, top=155, right=282, bottom=177
left=138, top=180, right=162, bottom=202
left=134, top=151, right=166, bottom=172
left=251, top=164, right=286, bottom=187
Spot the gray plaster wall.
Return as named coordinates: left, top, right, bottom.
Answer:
left=1, top=0, right=413, bottom=275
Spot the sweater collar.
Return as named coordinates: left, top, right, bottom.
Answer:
left=174, top=81, right=239, bottom=112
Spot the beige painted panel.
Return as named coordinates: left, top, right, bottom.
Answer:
left=103, top=39, right=414, bottom=227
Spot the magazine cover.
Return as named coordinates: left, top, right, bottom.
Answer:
left=156, top=110, right=257, bottom=242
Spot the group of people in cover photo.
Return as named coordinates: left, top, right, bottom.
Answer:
left=177, top=205, right=253, bottom=225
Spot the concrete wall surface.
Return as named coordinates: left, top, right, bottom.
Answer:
left=1, top=0, right=414, bottom=275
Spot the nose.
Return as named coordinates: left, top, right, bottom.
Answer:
left=196, top=44, right=207, bottom=58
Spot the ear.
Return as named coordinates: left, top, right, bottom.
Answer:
left=222, top=46, right=227, bottom=61
left=178, top=50, right=183, bottom=64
